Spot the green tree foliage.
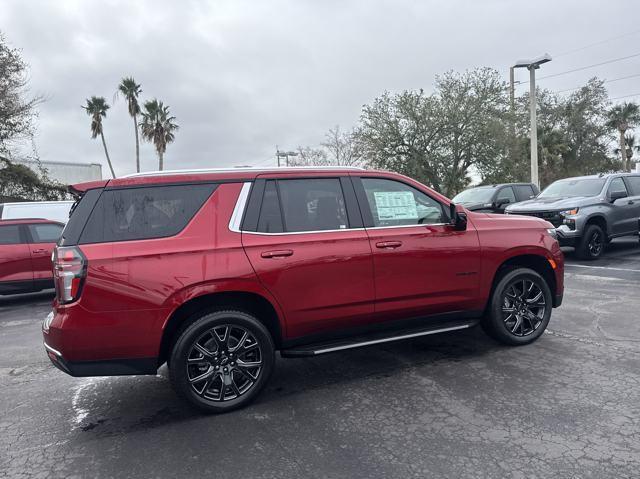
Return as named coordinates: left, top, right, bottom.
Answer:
left=485, top=79, right=617, bottom=188
left=0, top=32, right=42, bottom=155
left=0, top=156, right=67, bottom=201
left=355, top=68, right=509, bottom=196
left=140, top=99, right=178, bottom=171
left=354, top=71, right=620, bottom=195
left=83, top=96, right=116, bottom=178
left=606, top=101, right=640, bottom=172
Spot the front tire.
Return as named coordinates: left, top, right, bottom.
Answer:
left=576, top=224, right=605, bottom=260
left=482, top=267, right=552, bottom=346
left=169, top=309, right=275, bottom=413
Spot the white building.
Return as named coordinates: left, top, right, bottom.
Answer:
left=15, top=159, right=102, bottom=185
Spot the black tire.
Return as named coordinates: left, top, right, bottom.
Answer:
left=576, top=224, right=606, bottom=260
left=482, top=267, right=552, bottom=346
left=169, top=309, right=275, bottom=413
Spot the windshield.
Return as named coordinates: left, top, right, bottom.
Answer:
left=539, top=178, right=606, bottom=198
left=452, top=187, right=495, bottom=204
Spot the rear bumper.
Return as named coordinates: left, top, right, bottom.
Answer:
left=43, top=341, right=157, bottom=376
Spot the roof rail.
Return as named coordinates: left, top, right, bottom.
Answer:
left=122, top=166, right=365, bottom=178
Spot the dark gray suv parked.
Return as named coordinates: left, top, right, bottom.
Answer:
left=452, top=183, right=539, bottom=213
left=506, top=173, right=640, bottom=259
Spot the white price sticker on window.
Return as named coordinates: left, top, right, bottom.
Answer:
left=373, top=191, right=418, bottom=220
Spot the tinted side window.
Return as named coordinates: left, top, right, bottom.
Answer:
left=29, top=223, right=63, bottom=243
left=625, top=176, right=640, bottom=196
left=257, top=181, right=284, bottom=233
left=278, top=179, right=349, bottom=232
left=80, top=184, right=216, bottom=243
left=608, top=177, right=628, bottom=197
left=496, top=187, right=516, bottom=203
left=514, top=185, right=535, bottom=201
left=361, top=178, right=445, bottom=227
left=0, top=225, right=22, bottom=245
left=59, top=188, right=102, bottom=246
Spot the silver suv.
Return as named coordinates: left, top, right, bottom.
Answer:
left=505, top=173, right=640, bottom=259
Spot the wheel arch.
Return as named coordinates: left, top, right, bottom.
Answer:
left=486, top=253, right=558, bottom=313
left=158, top=290, right=284, bottom=366
left=583, top=213, right=608, bottom=236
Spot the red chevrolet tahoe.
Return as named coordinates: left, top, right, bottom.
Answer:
left=43, top=167, right=564, bottom=412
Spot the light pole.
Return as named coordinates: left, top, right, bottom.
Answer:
left=276, top=148, right=298, bottom=167
left=511, top=53, right=552, bottom=189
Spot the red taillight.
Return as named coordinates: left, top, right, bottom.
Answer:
left=52, top=246, right=87, bottom=304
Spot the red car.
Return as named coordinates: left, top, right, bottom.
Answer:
left=43, top=168, right=564, bottom=412
left=0, top=218, right=64, bottom=295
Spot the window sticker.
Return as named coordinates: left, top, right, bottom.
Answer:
left=373, top=191, right=418, bottom=220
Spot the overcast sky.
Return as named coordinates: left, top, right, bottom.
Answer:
left=3, top=0, right=640, bottom=177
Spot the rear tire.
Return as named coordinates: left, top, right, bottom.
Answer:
left=169, top=309, right=275, bottom=413
left=576, top=224, right=605, bottom=260
left=482, top=267, right=552, bottom=346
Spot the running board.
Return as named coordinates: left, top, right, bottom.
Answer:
left=280, top=319, right=478, bottom=358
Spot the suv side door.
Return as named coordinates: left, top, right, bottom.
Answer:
left=607, top=177, right=635, bottom=236
left=622, top=175, right=640, bottom=234
left=494, top=186, right=517, bottom=212
left=241, top=176, right=375, bottom=339
left=514, top=184, right=537, bottom=202
left=26, top=222, right=64, bottom=285
left=0, top=224, right=33, bottom=291
left=353, top=175, right=482, bottom=322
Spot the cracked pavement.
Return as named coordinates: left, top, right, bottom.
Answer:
left=1, top=238, right=640, bottom=478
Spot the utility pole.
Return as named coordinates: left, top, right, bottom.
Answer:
left=511, top=53, right=552, bottom=190
left=528, top=65, right=539, bottom=189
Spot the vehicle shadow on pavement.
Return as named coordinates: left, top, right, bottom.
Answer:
left=70, top=326, right=502, bottom=435
left=0, top=290, right=54, bottom=308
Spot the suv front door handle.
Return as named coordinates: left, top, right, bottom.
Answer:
left=375, top=241, right=403, bottom=249
left=261, top=249, right=294, bottom=259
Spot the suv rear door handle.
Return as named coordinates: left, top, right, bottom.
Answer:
left=32, top=248, right=47, bottom=254
left=375, top=241, right=403, bottom=249
left=628, top=200, right=635, bottom=205
left=261, top=249, right=294, bottom=259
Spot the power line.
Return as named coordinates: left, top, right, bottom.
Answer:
left=610, top=92, right=640, bottom=101
left=555, top=72, right=640, bottom=93
left=554, top=28, right=640, bottom=58
left=537, top=52, right=640, bottom=81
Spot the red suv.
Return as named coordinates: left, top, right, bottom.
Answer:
left=0, top=218, right=64, bottom=295
left=43, top=168, right=564, bottom=412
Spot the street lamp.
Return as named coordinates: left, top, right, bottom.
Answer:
left=276, top=148, right=298, bottom=167
left=511, top=53, right=552, bottom=189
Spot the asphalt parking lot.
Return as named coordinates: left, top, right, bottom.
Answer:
left=2, top=238, right=640, bottom=479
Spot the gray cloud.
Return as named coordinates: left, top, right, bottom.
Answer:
left=3, top=0, right=640, bottom=176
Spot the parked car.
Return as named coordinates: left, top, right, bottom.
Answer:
left=43, top=167, right=564, bottom=413
left=0, top=201, right=74, bottom=224
left=452, top=183, right=539, bottom=213
left=506, top=173, right=640, bottom=260
left=0, top=218, right=64, bottom=295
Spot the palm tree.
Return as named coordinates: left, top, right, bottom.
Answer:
left=83, top=96, right=115, bottom=178
left=606, top=102, right=640, bottom=172
left=140, top=99, right=178, bottom=171
left=117, top=77, right=142, bottom=173
left=614, top=134, right=637, bottom=167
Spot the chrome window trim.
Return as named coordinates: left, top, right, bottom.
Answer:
left=228, top=179, right=451, bottom=235
left=242, top=228, right=366, bottom=236
left=228, top=182, right=252, bottom=233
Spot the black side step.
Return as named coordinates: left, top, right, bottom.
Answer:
left=280, top=319, right=479, bottom=358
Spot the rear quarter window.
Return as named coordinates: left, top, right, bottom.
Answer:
left=0, top=225, right=22, bottom=245
left=79, top=184, right=217, bottom=244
